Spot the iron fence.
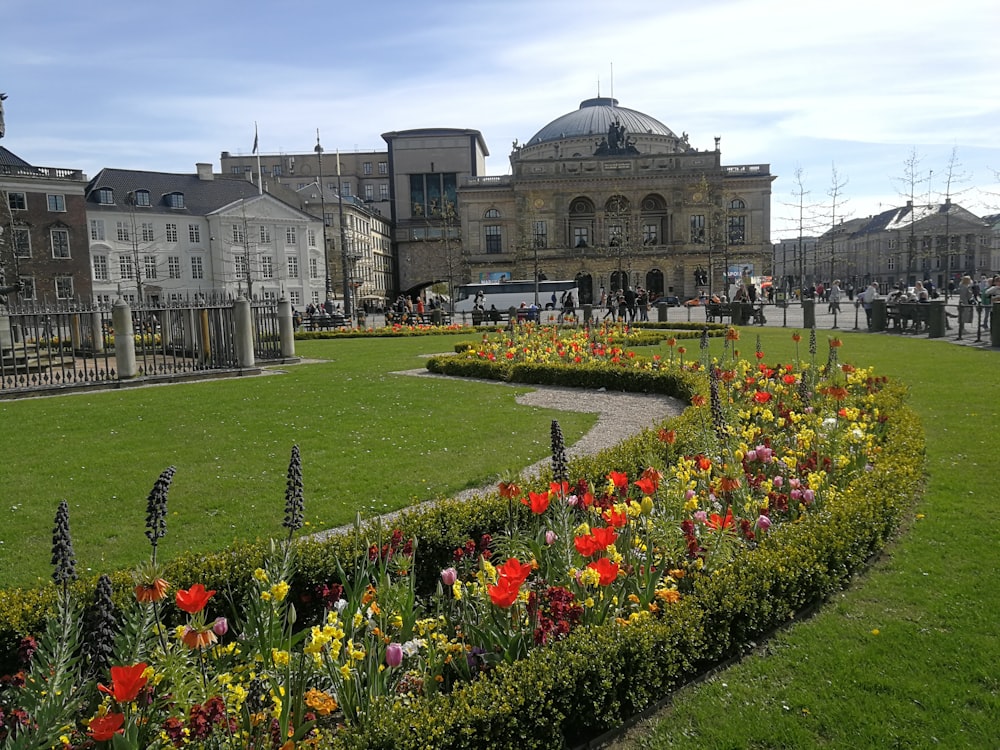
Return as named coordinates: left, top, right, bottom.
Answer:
left=1, top=299, right=282, bottom=396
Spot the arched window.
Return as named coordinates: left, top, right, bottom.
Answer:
left=729, top=198, right=746, bottom=210
left=484, top=208, right=501, bottom=219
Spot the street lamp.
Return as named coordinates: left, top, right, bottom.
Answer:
left=314, top=131, right=332, bottom=303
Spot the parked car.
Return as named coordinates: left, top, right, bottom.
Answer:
left=662, top=295, right=682, bottom=307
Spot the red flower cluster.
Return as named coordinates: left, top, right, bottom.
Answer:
left=527, top=586, right=583, bottom=645
left=368, top=529, right=414, bottom=562
left=487, top=557, right=533, bottom=608
left=98, top=663, right=148, bottom=703
left=162, top=696, right=235, bottom=746
left=453, top=534, right=492, bottom=564
left=574, top=526, right=617, bottom=557
left=175, top=584, right=215, bottom=615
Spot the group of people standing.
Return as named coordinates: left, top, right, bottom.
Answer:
left=599, top=286, right=651, bottom=323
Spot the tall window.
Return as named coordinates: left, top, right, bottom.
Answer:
left=47, top=194, right=66, bottom=212
left=120, top=255, right=135, bottom=280
left=13, top=228, right=30, bottom=258
left=290, top=291, right=301, bottom=306
left=727, top=215, right=746, bottom=245
left=378, top=161, right=388, bottom=175
left=341, top=181, right=351, bottom=197
left=642, top=223, right=658, bottom=245
left=116, top=221, right=131, bottom=242
left=261, top=256, right=274, bottom=279
left=93, top=255, right=109, bottom=281
left=191, top=256, right=204, bottom=279
left=18, top=277, right=35, bottom=300
left=165, top=223, right=178, bottom=242
left=307, top=228, right=317, bottom=247
left=256, top=225, right=269, bottom=244
left=51, top=229, right=71, bottom=258
left=143, top=256, right=157, bottom=279
left=7, top=192, right=26, bottom=210
left=234, top=254, right=247, bottom=279
left=485, top=225, right=502, bottom=254
left=574, top=227, right=589, bottom=248
left=285, top=226, right=297, bottom=245
left=189, top=224, right=201, bottom=243
left=608, top=224, right=623, bottom=246
left=97, top=188, right=114, bottom=204
left=364, top=184, right=374, bottom=201
left=363, top=161, right=373, bottom=175
left=379, top=183, right=389, bottom=200
left=232, top=224, right=245, bottom=243
left=887, top=256, right=896, bottom=271
left=409, top=173, right=458, bottom=217
left=55, top=276, right=74, bottom=300
left=141, top=222, right=155, bottom=242
left=168, top=256, right=181, bottom=278
left=287, top=256, right=299, bottom=278
left=533, top=220, right=547, bottom=248
left=309, top=257, right=319, bottom=279
left=690, top=215, right=706, bottom=243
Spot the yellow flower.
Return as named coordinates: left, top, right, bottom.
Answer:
left=271, top=649, right=290, bottom=667
left=270, top=581, right=289, bottom=602
left=339, top=664, right=352, bottom=680
left=452, top=580, right=463, bottom=601
left=253, top=568, right=269, bottom=583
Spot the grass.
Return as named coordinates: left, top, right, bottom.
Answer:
left=0, top=335, right=595, bottom=589
left=609, top=328, right=1000, bottom=749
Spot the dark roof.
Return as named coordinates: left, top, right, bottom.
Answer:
left=0, top=146, right=35, bottom=169
left=526, top=98, right=676, bottom=147
left=84, top=168, right=291, bottom=215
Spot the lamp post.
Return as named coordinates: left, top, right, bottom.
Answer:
left=315, top=131, right=332, bottom=303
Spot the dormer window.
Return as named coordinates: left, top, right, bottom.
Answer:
left=165, top=192, right=185, bottom=209
left=97, top=188, right=114, bottom=205
left=133, top=190, right=151, bottom=207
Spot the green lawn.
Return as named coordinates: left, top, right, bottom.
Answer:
left=612, top=329, right=1000, bottom=749
left=0, top=335, right=595, bottom=588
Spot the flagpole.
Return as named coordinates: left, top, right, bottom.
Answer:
left=253, top=122, right=263, bottom=195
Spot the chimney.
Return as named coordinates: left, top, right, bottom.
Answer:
left=196, top=163, right=214, bottom=181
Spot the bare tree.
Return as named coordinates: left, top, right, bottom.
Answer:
left=893, top=148, right=930, bottom=281
left=823, top=164, right=851, bottom=286
left=779, top=168, right=824, bottom=298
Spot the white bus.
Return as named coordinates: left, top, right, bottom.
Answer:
left=453, top=279, right=580, bottom=313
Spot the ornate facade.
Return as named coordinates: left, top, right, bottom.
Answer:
left=457, top=98, right=774, bottom=304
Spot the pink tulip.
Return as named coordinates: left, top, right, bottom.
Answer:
left=212, top=617, right=228, bottom=636
left=440, top=567, right=457, bottom=587
left=385, top=642, right=403, bottom=668
left=545, top=530, right=557, bottom=546
left=756, top=515, right=772, bottom=532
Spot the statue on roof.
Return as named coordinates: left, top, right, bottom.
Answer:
left=594, top=117, right=640, bottom=157
left=0, top=93, right=7, bottom=139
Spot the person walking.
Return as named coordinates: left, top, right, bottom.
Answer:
left=957, top=275, right=976, bottom=328
left=828, top=280, right=842, bottom=314
left=860, top=282, right=878, bottom=329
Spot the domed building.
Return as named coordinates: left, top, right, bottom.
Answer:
left=458, top=97, right=774, bottom=305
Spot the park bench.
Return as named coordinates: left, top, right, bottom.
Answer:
left=307, top=313, right=349, bottom=330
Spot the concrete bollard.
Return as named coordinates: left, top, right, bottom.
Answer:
left=112, top=299, right=137, bottom=378
left=278, top=297, right=295, bottom=359
left=233, top=296, right=255, bottom=369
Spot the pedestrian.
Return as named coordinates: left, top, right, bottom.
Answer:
left=860, top=282, right=878, bottom=329
left=828, top=280, right=842, bottom=314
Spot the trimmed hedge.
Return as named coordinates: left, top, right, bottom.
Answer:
left=0, top=353, right=923, bottom=749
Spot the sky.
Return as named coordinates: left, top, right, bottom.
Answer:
left=3, top=0, right=999, bottom=241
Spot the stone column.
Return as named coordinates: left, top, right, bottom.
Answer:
left=91, top=311, right=105, bottom=353
left=278, top=297, right=295, bottom=359
left=112, top=299, right=137, bottom=378
left=233, top=296, right=255, bottom=369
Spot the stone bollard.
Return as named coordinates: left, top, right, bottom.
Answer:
left=583, top=304, right=592, bottom=325
left=232, top=296, right=255, bottom=369
left=802, top=299, right=816, bottom=329
left=928, top=301, right=946, bottom=338
left=91, top=311, right=105, bottom=353
left=657, top=302, right=668, bottom=322
left=278, top=297, right=295, bottom=360
left=993, top=299, right=1000, bottom=348
left=871, top=299, right=887, bottom=332
left=112, top=299, right=137, bottom=378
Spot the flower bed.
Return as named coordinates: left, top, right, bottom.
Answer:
left=0, top=329, right=923, bottom=748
